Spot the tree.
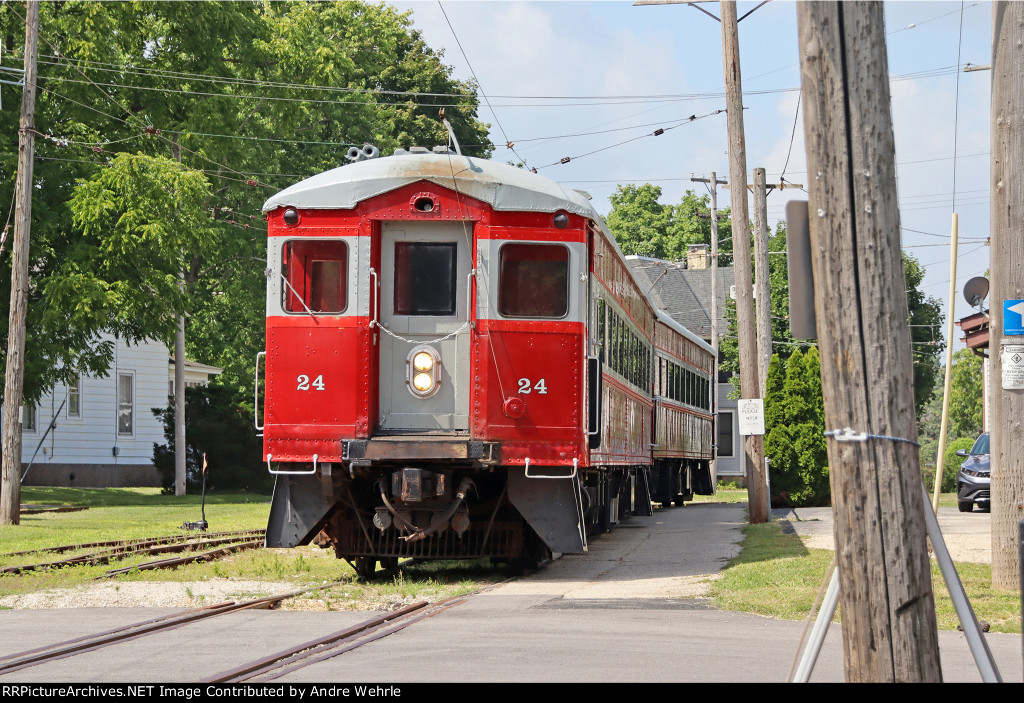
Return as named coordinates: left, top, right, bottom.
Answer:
left=605, top=184, right=674, bottom=258
left=720, top=243, right=941, bottom=423
left=720, top=221, right=795, bottom=384
left=61, top=153, right=218, bottom=347
left=605, top=184, right=732, bottom=263
left=764, top=348, right=829, bottom=506
left=0, top=1, right=492, bottom=408
left=948, top=348, right=984, bottom=439
left=904, top=254, right=944, bottom=417
left=153, top=384, right=270, bottom=494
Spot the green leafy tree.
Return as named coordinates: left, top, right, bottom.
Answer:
left=904, top=254, right=944, bottom=416
left=62, top=153, right=218, bottom=347
left=0, top=0, right=492, bottom=410
left=153, top=384, right=270, bottom=494
left=720, top=243, right=941, bottom=424
left=605, top=184, right=732, bottom=263
left=764, top=348, right=829, bottom=506
left=719, top=221, right=795, bottom=388
left=922, top=436, right=974, bottom=494
left=948, top=348, right=984, bottom=439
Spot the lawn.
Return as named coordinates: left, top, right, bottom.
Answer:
left=0, top=487, right=505, bottom=608
left=711, top=519, right=1021, bottom=634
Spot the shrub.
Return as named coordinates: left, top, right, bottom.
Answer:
left=922, top=436, right=975, bottom=494
left=153, top=384, right=271, bottom=494
left=764, top=349, right=830, bottom=507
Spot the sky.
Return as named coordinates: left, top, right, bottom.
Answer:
left=391, top=0, right=994, bottom=347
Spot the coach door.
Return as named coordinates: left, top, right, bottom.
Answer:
left=377, top=221, right=471, bottom=432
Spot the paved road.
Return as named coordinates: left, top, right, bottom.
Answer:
left=0, top=502, right=1019, bottom=683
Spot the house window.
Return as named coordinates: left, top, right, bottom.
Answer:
left=68, top=375, right=81, bottom=417
left=22, top=404, right=36, bottom=432
left=498, top=243, right=569, bottom=318
left=118, top=373, right=134, bottom=436
left=717, top=410, right=734, bottom=458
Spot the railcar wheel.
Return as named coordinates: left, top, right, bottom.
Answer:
left=353, top=557, right=377, bottom=579
left=379, top=557, right=399, bottom=574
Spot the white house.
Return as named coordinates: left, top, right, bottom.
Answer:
left=18, top=336, right=221, bottom=488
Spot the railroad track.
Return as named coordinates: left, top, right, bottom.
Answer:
left=202, top=596, right=467, bottom=683
left=0, top=584, right=342, bottom=676
left=0, top=530, right=266, bottom=577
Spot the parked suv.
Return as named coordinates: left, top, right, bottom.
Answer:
left=956, top=432, right=990, bottom=513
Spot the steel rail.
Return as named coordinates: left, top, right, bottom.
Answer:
left=99, top=539, right=264, bottom=577
left=257, top=598, right=466, bottom=682
left=0, top=600, right=235, bottom=665
left=1, top=529, right=264, bottom=558
left=206, top=596, right=467, bottom=683
left=0, top=583, right=344, bottom=675
left=2, top=533, right=266, bottom=575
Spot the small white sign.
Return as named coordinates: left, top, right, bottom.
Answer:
left=1002, top=344, right=1024, bottom=390
left=738, top=398, right=765, bottom=436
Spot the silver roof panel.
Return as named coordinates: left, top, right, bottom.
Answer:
left=262, top=153, right=595, bottom=217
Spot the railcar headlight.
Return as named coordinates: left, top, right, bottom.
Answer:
left=407, top=345, right=441, bottom=398
left=412, top=351, right=434, bottom=372
left=413, top=372, right=433, bottom=392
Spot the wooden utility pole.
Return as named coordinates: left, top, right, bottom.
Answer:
left=1, top=1, right=39, bottom=526
left=797, top=1, right=940, bottom=681
left=989, top=0, right=1024, bottom=590
left=691, top=172, right=727, bottom=479
left=752, top=167, right=771, bottom=395
left=720, top=1, right=767, bottom=523
left=171, top=139, right=186, bottom=497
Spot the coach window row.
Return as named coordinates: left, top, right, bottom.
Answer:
left=282, top=240, right=349, bottom=314
left=660, top=359, right=711, bottom=412
left=595, top=301, right=651, bottom=391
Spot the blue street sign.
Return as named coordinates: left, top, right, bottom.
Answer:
left=1004, top=300, right=1024, bottom=335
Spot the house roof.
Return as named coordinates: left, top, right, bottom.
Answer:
left=625, top=256, right=735, bottom=341
left=168, top=357, right=223, bottom=375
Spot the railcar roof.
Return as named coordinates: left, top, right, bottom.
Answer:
left=262, top=152, right=596, bottom=217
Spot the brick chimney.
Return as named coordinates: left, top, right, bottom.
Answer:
left=687, top=243, right=710, bottom=270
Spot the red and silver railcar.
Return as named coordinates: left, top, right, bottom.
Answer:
left=259, top=146, right=716, bottom=576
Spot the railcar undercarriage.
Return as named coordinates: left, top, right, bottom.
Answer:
left=265, top=457, right=674, bottom=578
left=327, top=466, right=535, bottom=578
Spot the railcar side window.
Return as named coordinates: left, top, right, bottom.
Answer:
left=498, top=243, right=569, bottom=318
left=602, top=306, right=651, bottom=391
left=282, top=240, right=348, bottom=314
left=661, top=357, right=711, bottom=412
left=394, top=242, right=457, bottom=316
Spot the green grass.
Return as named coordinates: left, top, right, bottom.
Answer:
left=2, top=487, right=270, bottom=557
left=692, top=488, right=749, bottom=504
left=711, top=519, right=1021, bottom=633
left=0, top=487, right=504, bottom=608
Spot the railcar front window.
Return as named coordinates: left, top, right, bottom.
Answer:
left=394, top=242, right=457, bottom=316
left=499, top=243, right=569, bottom=318
left=282, top=240, right=348, bottom=314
